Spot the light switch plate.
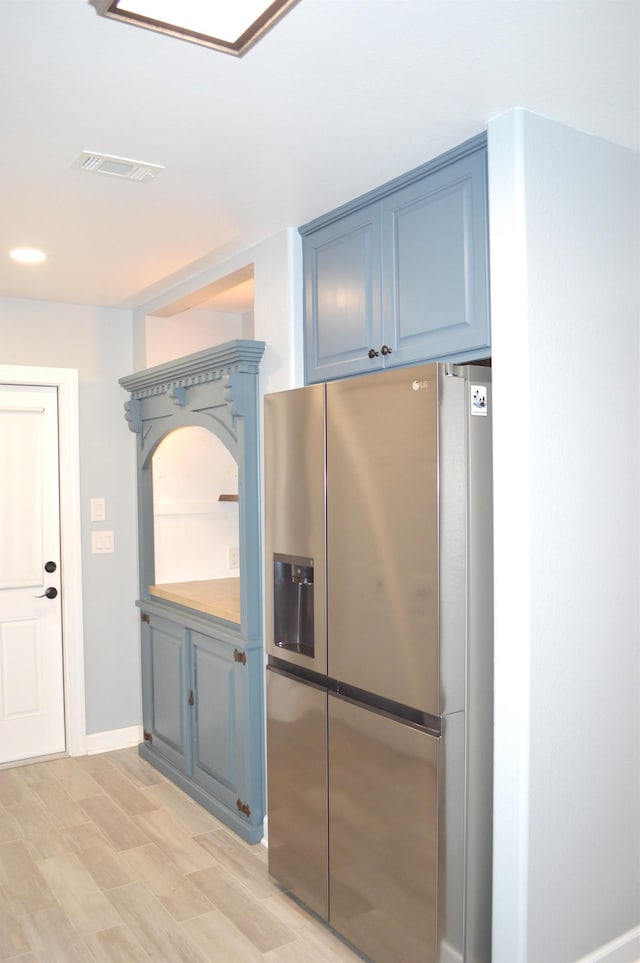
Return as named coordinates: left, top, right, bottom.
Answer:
left=90, top=497, right=106, bottom=522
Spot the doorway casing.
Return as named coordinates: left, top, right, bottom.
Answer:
left=0, top=364, right=86, bottom=757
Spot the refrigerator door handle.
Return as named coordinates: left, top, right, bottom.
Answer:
left=333, top=684, right=442, bottom=738
left=266, top=659, right=336, bottom=694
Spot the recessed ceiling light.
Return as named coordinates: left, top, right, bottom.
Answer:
left=89, top=0, right=299, bottom=56
left=10, top=248, right=47, bottom=264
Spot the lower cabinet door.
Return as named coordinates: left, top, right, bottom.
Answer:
left=267, top=668, right=328, bottom=920
left=190, top=631, right=264, bottom=837
left=142, top=614, right=189, bottom=773
left=328, top=695, right=438, bottom=963
left=190, top=631, right=239, bottom=806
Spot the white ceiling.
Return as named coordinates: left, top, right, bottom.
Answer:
left=1, top=0, right=638, bottom=310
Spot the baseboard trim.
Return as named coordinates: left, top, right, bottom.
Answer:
left=575, top=926, right=640, bottom=963
left=85, top=725, right=143, bottom=755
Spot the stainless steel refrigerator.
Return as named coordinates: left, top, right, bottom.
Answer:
left=264, top=362, right=493, bottom=963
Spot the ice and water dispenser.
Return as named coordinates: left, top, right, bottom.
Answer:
left=273, top=553, right=315, bottom=658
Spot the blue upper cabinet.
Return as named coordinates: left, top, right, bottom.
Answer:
left=381, top=144, right=490, bottom=367
left=302, top=134, right=490, bottom=384
left=304, top=202, right=382, bottom=381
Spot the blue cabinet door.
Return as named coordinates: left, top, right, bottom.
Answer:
left=190, top=632, right=238, bottom=807
left=381, top=147, right=490, bottom=366
left=304, top=203, right=383, bottom=383
left=142, top=614, right=189, bottom=773
left=190, top=631, right=265, bottom=841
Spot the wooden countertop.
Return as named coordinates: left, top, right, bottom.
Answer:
left=149, top=578, right=240, bottom=623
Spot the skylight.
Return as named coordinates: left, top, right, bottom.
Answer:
left=89, top=0, right=299, bottom=56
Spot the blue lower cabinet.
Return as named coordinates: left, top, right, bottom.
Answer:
left=141, top=614, right=189, bottom=774
left=123, top=344, right=266, bottom=846
left=190, top=631, right=264, bottom=840
left=140, top=612, right=265, bottom=844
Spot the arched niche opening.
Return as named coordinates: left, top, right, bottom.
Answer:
left=149, top=426, right=241, bottom=623
left=120, top=339, right=265, bottom=642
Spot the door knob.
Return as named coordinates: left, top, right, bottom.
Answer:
left=34, top=587, right=58, bottom=599
left=44, top=560, right=57, bottom=573
left=380, top=344, right=393, bottom=356
left=368, top=348, right=379, bottom=359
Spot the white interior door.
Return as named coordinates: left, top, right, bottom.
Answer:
left=0, top=383, right=65, bottom=763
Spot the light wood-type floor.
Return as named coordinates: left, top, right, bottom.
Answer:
left=0, top=747, right=363, bottom=962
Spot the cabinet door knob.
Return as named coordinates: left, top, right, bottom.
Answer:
left=368, top=348, right=379, bottom=359
left=380, top=344, right=393, bottom=356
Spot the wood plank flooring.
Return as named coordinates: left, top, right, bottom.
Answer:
left=0, top=748, right=363, bottom=962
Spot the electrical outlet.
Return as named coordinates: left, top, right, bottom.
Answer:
left=228, top=547, right=240, bottom=569
left=91, top=531, right=114, bottom=554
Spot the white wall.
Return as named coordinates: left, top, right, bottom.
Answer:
left=144, top=307, right=249, bottom=368
left=0, top=297, right=140, bottom=737
left=253, top=228, right=304, bottom=395
left=132, top=228, right=302, bottom=395
left=489, top=110, right=640, bottom=962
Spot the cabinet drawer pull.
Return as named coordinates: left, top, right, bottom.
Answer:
left=380, top=344, right=392, bottom=356
left=368, top=348, right=379, bottom=359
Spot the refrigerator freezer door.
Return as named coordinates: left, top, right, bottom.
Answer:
left=266, top=667, right=328, bottom=920
left=264, top=384, right=327, bottom=675
left=328, top=694, right=438, bottom=962
left=326, top=363, right=441, bottom=713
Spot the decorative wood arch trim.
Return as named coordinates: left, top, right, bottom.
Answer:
left=119, top=340, right=265, bottom=642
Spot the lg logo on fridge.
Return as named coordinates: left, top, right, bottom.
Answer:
left=412, top=379, right=430, bottom=391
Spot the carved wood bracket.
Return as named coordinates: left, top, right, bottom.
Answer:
left=119, top=340, right=265, bottom=460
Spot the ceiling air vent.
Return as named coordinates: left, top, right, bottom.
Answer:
left=72, top=151, right=163, bottom=182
